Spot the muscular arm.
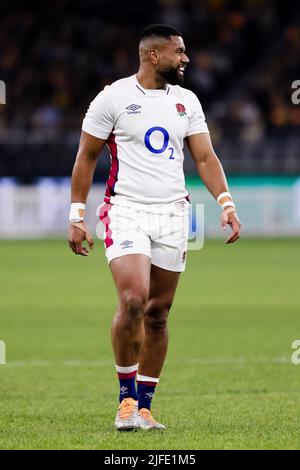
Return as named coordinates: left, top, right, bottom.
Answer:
left=186, top=133, right=229, bottom=198
left=68, top=131, right=107, bottom=255
left=186, top=133, right=241, bottom=243
left=71, top=130, right=107, bottom=202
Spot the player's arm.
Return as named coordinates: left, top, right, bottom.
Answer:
left=68, top=130, right=107, bottom=256
left=186, top=132, right=241, bottom=243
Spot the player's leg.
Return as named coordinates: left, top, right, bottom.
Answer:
left=137, top=265, right=181, bottom=430
left=136, top=200, right=189, bottom=429
left=110, top=253, right=150, bottom=367
left=100, top=201, right=153, bottom=429
left=139, top=264, right=180, bottom=376
left=109, top=253, right=151, bottom=430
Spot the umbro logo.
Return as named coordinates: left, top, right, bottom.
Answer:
left=121, top=240, right=133, bottom=249
left=120, top=386, right=128, bottom=394
left=126, top=104, right=141, bottom=114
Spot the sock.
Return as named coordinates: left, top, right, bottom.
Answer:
left=116, top=364, right=138, bottom=402
left=137, top=374, right=159, bottom=410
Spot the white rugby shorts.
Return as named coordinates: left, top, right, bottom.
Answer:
left=99, top=197, right=190, bottom=272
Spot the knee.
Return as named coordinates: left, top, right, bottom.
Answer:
left=144, top=299, right=172, bottom=331
left=120, top=289, right=148, bottom=319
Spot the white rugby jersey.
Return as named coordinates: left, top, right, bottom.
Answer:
left=82, top=74, right=209, bottom=204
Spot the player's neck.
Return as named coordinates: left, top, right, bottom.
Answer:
left=136, top=70, right=168, bottom=90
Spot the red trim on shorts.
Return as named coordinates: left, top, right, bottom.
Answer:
left=104, top=131, right=119, bottom=203
left=99, top=203, right=113, bottom=248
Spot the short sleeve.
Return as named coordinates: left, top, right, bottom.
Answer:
left=186, top=92, right=209, bottom=137
left=82, top=86, right=115, bottom=139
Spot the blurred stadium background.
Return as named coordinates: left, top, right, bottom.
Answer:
left=0, top=0, right=300, bottom=238
left=1, top=0, right=300, bottom=450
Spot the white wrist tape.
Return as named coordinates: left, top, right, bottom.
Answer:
left=217, top=192, right=232, bottom=204
left=222, top=201, right=236, bottom=210
left=69, top=202, right=86, bottom=221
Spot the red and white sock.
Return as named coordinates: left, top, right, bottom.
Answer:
left=137, top=374, right=159, bottom=410
left=115, top=364, right=138, bottom=402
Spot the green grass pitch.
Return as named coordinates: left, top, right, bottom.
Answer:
left=0, top=238, right=300, bottom=450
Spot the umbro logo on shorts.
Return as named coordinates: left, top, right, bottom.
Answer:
left=126, top=104, right=141, bottom=114
left=121, top=240, right=133, bottom=249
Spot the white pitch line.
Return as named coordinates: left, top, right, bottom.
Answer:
left=188, top=356, right=290, bottom=364
left=1, top=357, right=291, bottom=367
left=2, top=360, right=113, bottom=367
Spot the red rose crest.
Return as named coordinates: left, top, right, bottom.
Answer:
left=176, top=103, right=186, bottom=116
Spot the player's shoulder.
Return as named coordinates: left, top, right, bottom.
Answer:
left=104, top=75, right=136, bottom=95
left=89, top=76, right=134, bottom=108
left=169, top=84, right=200, bottom=103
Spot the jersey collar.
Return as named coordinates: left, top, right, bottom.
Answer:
left=133, top=75, right=170, bottom=96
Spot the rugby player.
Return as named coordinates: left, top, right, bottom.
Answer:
left=68, top=24, right=241, bottom=431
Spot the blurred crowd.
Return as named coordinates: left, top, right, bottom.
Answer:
left=0, top=0, right=299, bottom=144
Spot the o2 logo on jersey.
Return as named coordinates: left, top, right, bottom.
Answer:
left=144, top=126, right=174, bottom=159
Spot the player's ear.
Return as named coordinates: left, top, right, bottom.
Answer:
left=148, top=49, right=159, bottom=64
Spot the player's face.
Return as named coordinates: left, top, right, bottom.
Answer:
left=157, top=36, right=189, bottom=85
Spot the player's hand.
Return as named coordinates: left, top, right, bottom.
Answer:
left=221, top=208, right=241, bottom=244
left=68, top=221, right=94, bottom=256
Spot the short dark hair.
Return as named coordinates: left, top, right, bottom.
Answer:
left=140, top=24, right=182, bottom=42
